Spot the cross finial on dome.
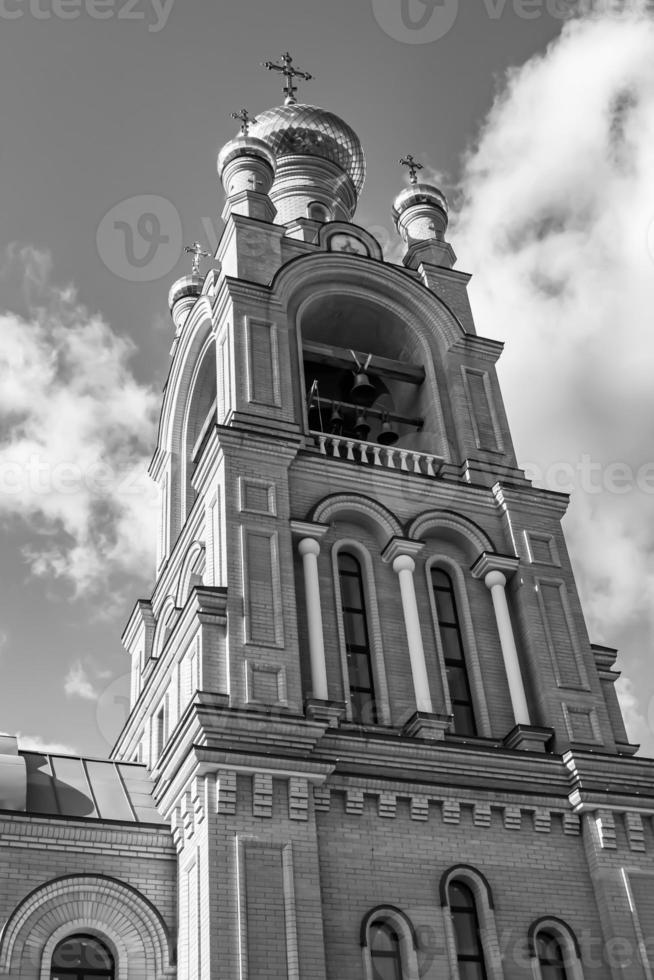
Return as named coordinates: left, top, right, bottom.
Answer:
left=184, top=241, right=211, bottom=276
left=262, top=52, right=313, bottom=105
left=400, top=154, right=423, bottom=185
left=231, top=108, right=257, bottom=135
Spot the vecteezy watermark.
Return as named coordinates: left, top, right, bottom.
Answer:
left=0, top=0, right=174, bottom=31
left=524, top=454, right=654, bottom=495
left=0, top=0, right=174, bottom=30
left=0, top=454, right=159, bottom=504
left=96, top=195, right=183, bottom=282
left=371, top=0, right=460, bottom=44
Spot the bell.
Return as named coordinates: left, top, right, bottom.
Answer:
left=378, top=412, right=399, bottom=446
left=350, top=371, right=377, bottom=407
left=353, top=410, right=371, bottom=441
left=329, top=402, right=344, bottom=435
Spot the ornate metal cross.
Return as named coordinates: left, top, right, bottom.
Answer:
left=262, top=52, right=313, bottom=105
left=400, top=154, right=424, bottom=184
left=231, top=108, right=256, bottom=135
left=184, top=241, right=211, bottom=276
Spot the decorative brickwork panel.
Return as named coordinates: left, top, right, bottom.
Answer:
left=216, top=770, right=237, bottom=816
left=473, top=803, right=492, bottom=828
left=410, top=796, right=429, bottom=821
left=346, top=789, right=364, bottom=815
left=243, top=843, right=288, bottom=979
left=253, top=773, right=273, bottom=818
left=626, top=873, right=654, bottom=959
left=533, top=809, right=551, bottom=833
left=596, top=809, right=617, bottom=849
left=442, top=800, right=461, bottom=825
left=524, top=531, right=559, bottom=566
left=462, top=367, right=501, bottom=451
left=289, top=777, right=309, bottom=821
left=242, top=530, right=282, bottom=645
left=313, top=785, right=331, bottom=811
left=241, top=479, right=275, bottom=515
left=247, top=318, right=280, bottom=406
left=626, top=812, right=646, bottom=852
left=247, top=662, right=285, bottom=704
left=563, top=812, right=581, bottom=835
left=536, top=579, right=589, bottom=689
left=563, top=704, right=603, bottom=745
left=378, top=792, right=397, bottom=819
left=503, top=806, right=521, bottom=831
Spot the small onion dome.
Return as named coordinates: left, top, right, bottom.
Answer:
left=392, top=181, right=449, bottom=243
left=217, top=135, right=276, bottom=197
left=168, top=274, right=203, bottom=332
left=249, top=103, right=366, bottom=195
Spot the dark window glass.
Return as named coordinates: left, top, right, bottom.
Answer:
left=431, top=569, right=477, bottom=736
left=370, top=921, right=403, bottom=980
left=537, top=933, right=569, bottom=980
left=339, top=552, right=376, bottom=723
left=448, top=881, right=487, bottom=980
left=51, top=935, right=114, bottom=980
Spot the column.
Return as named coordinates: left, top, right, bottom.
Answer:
left=483, top=570, right=531, bottom=726
left=298, top=537, right=329, bottom=702
left=392, top=554, right=433, bottom=714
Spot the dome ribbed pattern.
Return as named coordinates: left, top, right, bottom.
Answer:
left=249, top=103, right=366, bottom=194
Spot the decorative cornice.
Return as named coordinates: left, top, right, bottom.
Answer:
left=470, top=551, right=520, bottom=580
left=381, top=537, right=426, bottom=564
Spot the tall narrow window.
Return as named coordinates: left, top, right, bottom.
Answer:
left=369, top=921, right=403, bottom=980
left=338, top=552, right=376, bottom=723
left=448, top=881, right=487, bottom=980
left=51, top=934, right=114, bottom=980
left=431, top=569, right=476, bottom=735
left=537, top=933, right=569, bottom=980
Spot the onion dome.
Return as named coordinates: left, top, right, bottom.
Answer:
left=217, top=135, right=276, bottom=196
left=247, top=103, right=366, bottom=223
left=392, top=181, right=449, bottom=243
left=168, top=274, right=203, bottom=333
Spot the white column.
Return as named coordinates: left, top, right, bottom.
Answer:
left=298, top=537, right=329, bottom=701
left=484, top=570, right=531, bottom=726
left=392, top=554, right=433, bottom=714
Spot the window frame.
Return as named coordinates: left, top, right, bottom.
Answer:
left=50, top=933, right=115, bottom=980
left=528, top=917, right=584, bottom=980
left=440, top=865, right=503, bottom=980
left=332, top=540, right=391, bottom=725
left=361, top=906, right=420, bottom=980
left=425, top=557, right=491, bottom=737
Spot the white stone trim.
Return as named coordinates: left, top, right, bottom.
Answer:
left=361, top=907, right=420, bottom=980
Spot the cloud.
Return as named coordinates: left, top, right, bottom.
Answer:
left=452, top=7, right=654, bottom=752
left=16, top=732, right=79, bottom=756
left=64, top=660, right=100, bottom=701
left=0, top=246, right=159, bottom=600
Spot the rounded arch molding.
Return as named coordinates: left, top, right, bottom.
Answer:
left=359, top=905, right=419, bottom=949
left=271, top=251, right=466, bottom=353
left=408, top=509, right=496, bottom=559
left=439, top=863, right=495, bottom=909
left=176, top=540, right=206, bottom=607
left=527, top=916, right=582, bottom=959
left=310, top=493, right=403, bottom=544
left=0, top=873, right=175, bottom=979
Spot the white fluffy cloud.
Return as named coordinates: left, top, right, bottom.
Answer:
left=0, top=246, right=159, bottom=599
left=64, top=660, right=100, bottom=701
left=452, top=7, right=654, bottom=750
left=16, top=732, right=78, bottom=756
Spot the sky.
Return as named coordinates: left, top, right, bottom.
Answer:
left=0, top=0, right=653, bottom=756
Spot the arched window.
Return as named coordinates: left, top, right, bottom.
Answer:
left=529, top=918, right=583, bottom=980
left=361, top=906, right=419, bottom=980
left=51, top=934, right=114, bottom=980
left=338, top=551, right=376, bottom=723
left=369, top=921, right=403, bottom=980
left=537, top=932, right=569, bottom=980
left=431, top=568, right=476, bottom=735
left=448, top=881, right=487, bottom=980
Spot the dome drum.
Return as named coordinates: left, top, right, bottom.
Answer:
left=269, top=155, right=358, bottom=224
left=168, top=274, right=204, bottom=332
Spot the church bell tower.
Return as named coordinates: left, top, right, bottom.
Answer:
left=111, top=55, right=653, bottom=980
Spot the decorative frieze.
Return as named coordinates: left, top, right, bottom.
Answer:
left=533, top=808, right=551, bottom=833
left=563, top=812, right=581, bottom=835
left=345, top=789, right=364, bottom=815
left=473, top=803, right=492, bottom=828
left=313, top=785, right=331, bottom=812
